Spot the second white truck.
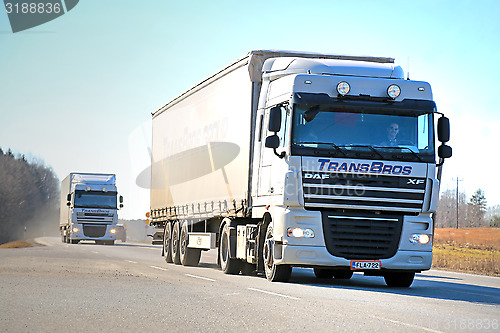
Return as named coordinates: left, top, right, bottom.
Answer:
left=149, top=50, right=452, bottom=287
left=60, top=172, right=123, bottom=245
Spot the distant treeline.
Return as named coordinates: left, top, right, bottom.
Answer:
left=0, top=148, right=59, bottom=244
left=436, top=188, right=500, bottom=228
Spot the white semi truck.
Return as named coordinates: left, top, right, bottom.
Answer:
left=149, top=50, right=451, bottom=287
left=60, top=173, right=123, bottom=245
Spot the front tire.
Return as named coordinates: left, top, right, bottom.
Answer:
left=180, top=222, right=201, bottom=266
left=263, top=224, right=291, bottom=282
left=219, top=223, right=241, bottom=274
left=384, top=272, right=415, bottom=288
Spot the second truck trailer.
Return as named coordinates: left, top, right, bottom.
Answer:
left=149, top=50, right=452, bottom=287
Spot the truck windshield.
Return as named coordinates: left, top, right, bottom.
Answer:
left=74, top=191, right=117, bottom=209
left=292, top=104, right=435, bottom=162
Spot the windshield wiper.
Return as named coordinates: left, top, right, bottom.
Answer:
left=295, top=142, right=348, bottom=157
left=376, top=146, right=424, bottom=162
left=339, top=144, right=385, bottom=159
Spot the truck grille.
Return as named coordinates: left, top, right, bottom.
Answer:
left=83, top=224, right=107, bottom=237
left=77, top=212, right=113, bottom=224
left=321, top=212, right=403, bottom=259
left=303, top=172, right=425, bottom=213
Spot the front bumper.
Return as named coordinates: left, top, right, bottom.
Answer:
left=69, top=223, right=117, bottom=241
left=276, top=244, right=432, bottom=271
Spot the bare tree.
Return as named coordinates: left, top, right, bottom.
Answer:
left=435, top=189, right=467, bottom=228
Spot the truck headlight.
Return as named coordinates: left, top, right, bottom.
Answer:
left=410, top=233, right=431, bottom=245
left=72, top=227, right=79, bottom=233
left=287, top=228, right=314, bottom=238
left=110, top=229, right=116, bottom=234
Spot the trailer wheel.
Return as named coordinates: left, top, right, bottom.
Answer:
left=384, top=272, right=415, bottom=288
left=163, top=222, right=173, bottom=263
left=171, top=221, right=181, bottom=265
left=263, top=224, right=291, bottom=282
left=180, top=222, right=201, bottom=266
left=219, top=223, right=241, bottom=274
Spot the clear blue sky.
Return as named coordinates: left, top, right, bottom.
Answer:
left=1, top=0, right=499, bottom=218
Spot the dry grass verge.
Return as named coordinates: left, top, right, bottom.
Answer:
left=0, top=240, right=39, bottom=248
left=433, top=228, right=500, bottom=277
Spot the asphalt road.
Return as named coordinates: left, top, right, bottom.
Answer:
left=1, top=237, right=499, bottom=332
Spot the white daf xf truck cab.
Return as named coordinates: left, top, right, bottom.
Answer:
left=149, top=50, right=451, bottom=287
left=60, top=173, right=123, bottom=245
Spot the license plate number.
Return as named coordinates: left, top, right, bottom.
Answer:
left=350, top=260, right=381, bottom=270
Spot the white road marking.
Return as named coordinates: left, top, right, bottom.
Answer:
left=150, top=265, right=168, bottom=271
left=247, top=287, right=300, bottom=300
left=371, top=316, right=444, bottom=333
left=125, top=260, right=137, bottom=264
left=185, top=274, right=216, bottom=282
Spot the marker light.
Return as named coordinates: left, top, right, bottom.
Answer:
left=387, top=84, right=401, bottom=99
left=72, top=227, right=79, bottom=233
left=287, top=228, right=315, bottom=238
left=110, top=228, right=117, bottom=234
left=336, top=81, right=350, bottom=96
left=410, top=234, right=431, bottom=245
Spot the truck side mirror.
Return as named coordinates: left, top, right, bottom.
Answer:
left=119, top=196, right=123, bottom=203
left=67, top=193, right=71, bottom=202
left=438, top=144, right=452, bottom=159
left=268, top=105, right=282, bottom=132
left=265, top=134, right=280, bottom=149
left=437, top=116, right=450, bottom=143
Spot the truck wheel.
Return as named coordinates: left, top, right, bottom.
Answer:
left=171, top=221, right=181, bottom=265
left=71, top=239, right=79, bottom=244
left=263, top=224, right=291, bottom=282
left=163, top=222, right=173, bottom=263
left=219, top=223, right=241, bottom=274
left=180, top=222, right=201, bottom=266
left=384, top=272, right=415, bottom=288
left=313, top=268, right=334, bottom=279
left=241, top=262, right=256, bottom=276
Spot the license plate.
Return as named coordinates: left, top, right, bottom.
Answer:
left=350, top=260, right=381, bottom=270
